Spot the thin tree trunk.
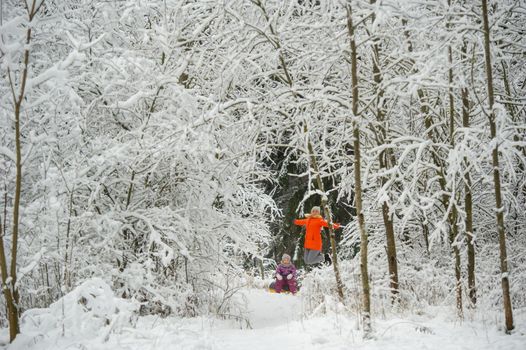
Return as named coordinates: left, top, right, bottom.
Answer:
left=370, top=0, right=399, bottom=303
left=44, top=263, right=52, bottom=305
left=382, top=201, right=398, bottom=301
left=450, top=209, right=463, bottom=318
left=464, top=166, right=476, bottom=306
left=447, top=17, right=463, bottom=317
left=481, top=0, right=514, bottom=333
left=0, top=188, right=19, bottom=340
left=422, top=223, right=430, bottom=254
left=347, top=4, right=371, bottom=336
left=125, top=171, right=135, bottom=210
left=1, top=1, right=43, bottom=341
left=461, top=42, right=476, bottom=306
left=63, top=188, right=75, bottom=291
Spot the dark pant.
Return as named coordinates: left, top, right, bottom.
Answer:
left=304, top=249, right=324, bottom=264
left=275, top=278, right=297, bottom=294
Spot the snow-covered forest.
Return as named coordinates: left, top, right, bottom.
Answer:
left=1, top=0, right=525, bottom=349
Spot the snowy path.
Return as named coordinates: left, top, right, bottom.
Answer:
left=5, top=288, right=526, bottom=350
left=107, top=290, right=348, bottom=350
left=105, top=289, right=525, bottom=350
left=242, top=289, right=303, bottom=328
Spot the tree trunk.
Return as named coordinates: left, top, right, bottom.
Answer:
left=450, top=209, right=463, bottom=318
left=347, top=4, right=371, bottom=336
left=1, top=1, right=43, bottom=341
left=464, top=166, right=476, bottom=306
left=461, top=42, right=476, bottom=307
left=481, top=0, right=514, bottom=333
left=0, top=191, right=19, bottom=340
left=370, top=0, right=399, bottom=303
left=446, top=17, right=463, bottom=317
left=63, top=188, right=75, bottom=291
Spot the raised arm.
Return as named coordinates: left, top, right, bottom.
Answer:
left=293, top=219, right=307, bottom=226
left=321, top=220, right=340, bottom=229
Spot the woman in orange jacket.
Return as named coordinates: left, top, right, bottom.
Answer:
left=294, top=206, right=340, bottom=265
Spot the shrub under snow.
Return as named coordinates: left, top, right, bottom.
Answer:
left=6, top=278, right=138, bottom=348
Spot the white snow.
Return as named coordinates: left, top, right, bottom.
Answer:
left=240, top=289, right=302, bottom=328
left=3, top=284, right=525, bottom=350
left=16, top=248, right=46, bottom=286
left=0, top=146, right=16, bottom=162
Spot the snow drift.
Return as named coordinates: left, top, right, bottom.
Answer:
left=6, top=278, right=138, bottom=348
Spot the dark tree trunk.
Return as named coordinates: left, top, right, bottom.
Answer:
left=461, top=42, right=476, bottom=307
left=1, top=1, right=44, bottom=341
left=347, top=3, right=371, bottom=336
left=446, top=14, right=463, bottom=317
left=481, top=0, right=514, bottom=333
left=370, top=0, right=399, bottom=303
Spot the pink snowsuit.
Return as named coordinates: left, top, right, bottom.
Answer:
left=275, top=263, right=297, bottom=294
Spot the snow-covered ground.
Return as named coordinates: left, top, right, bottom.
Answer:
left=2, top=280, right=525, bottom=350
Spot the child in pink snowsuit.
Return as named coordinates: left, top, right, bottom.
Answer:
left=275, top=254, right=297, bottom=294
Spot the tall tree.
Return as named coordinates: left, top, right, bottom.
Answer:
left=369, top=0, right=399, bottom=303
left=446, top=0, right=463, bottom=318
left=0, top=0, right=43, bottom=342
left=347, top=2, right=371, bottom=337
left=480, top=0, right=514, bottom=333
left=460, top=41, right=476, bottom=306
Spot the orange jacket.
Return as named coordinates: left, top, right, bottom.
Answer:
left=294, top=215, right=340, bottom=251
